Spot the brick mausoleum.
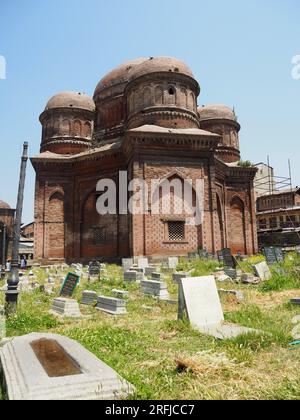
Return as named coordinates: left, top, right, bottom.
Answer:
left=31, top=56, right=258, bottom=263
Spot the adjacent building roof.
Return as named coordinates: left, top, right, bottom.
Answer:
left=128, top=125, right=219, bottom=137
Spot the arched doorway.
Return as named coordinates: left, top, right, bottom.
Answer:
left=228, top=196, right=246, bottom=255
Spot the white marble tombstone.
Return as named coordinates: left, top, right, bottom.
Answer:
left=181, top=276, right=257, bottom=339
left=253, top=262, right=272, bottom=281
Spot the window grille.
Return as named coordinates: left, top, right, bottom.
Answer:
left=168, top=221, right=185, bottom=241
left=93, top=227, right=106, bottom=245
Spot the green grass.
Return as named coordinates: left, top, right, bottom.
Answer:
left=1, top=256, right=300, bottom=400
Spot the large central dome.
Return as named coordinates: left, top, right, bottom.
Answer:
left=94, top=58, right=148, bottom=97
left=93, top=56, right=199, bottom=141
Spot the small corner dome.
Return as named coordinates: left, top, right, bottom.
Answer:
left=198, top=104, right=237, bottom=122
left=129, top=56, right=195, bottom=81
left=0, top=200, right=11, bottom=209
left=45, top=92, right=95, bottom=112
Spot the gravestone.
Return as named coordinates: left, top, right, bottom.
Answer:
left=253, top=262, right=272, bottom=281
left=140, top=280, right=170, bottom=301
left=137, top=258, right=149, bottom=269
left=224, top=268, right=237, bottom=280
left=168, top=257, right=179, bottom=269
left=51, top=298, right=82, bottom=318
left=88, top=261, right=101, bottom=279
left=122, top=258, right=134, bottom=272
left=173, top=272, right=190, bottom=285
left=263, top=248, right=278, bottom=265
left=180, top=276, right=257, bottom=339
left=274, top=247, right=285, bottom=263
left=188, top=252, right=199, bottom=260
left=112, top=289, right=129, bottom=299
left=217, top=250, right=224, bottom=263
left=219, top=249, right=237, bottom=268
left=218, top=289, right=244, bottom=302
left=81, top=291, right=98, bottom=306
left=151, top=272, right=161, bottom=281
left=60, top=273, right=80, bottom=298
left=199, top=249, right=209, bottom=260
left=0, top=333, right=135, bottom=400
left=145, top=266, right=159, bottom=277
left=96, top=296, right=127, bottom=315
left=124, top=271, right=143, bottom=283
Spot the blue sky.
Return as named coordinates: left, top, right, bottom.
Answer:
left=0, top=0, right=299, bottom=223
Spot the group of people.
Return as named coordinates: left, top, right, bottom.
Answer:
left=5, top=256, right=27, bottom=272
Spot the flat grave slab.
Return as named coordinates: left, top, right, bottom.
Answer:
left=96, top=296, right=127, bottom=315
left=81, top=291, right=98, bottom=306
left=51, top=298, right=82, bottom=318
left=0, top=333, right=135, bottom=400
left=111, top=289, right=129, bottom=299
left=124, top=271, right=144, bottom=283
left=140, top=280, right=170, bottom=301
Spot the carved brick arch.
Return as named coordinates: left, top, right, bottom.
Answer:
left=143, top=86, right=152, bottom=107
left=187, top=91, right=195, bottom=111
left=83, top=121, right=91, bottom=138
left=73, top=119, right=82, bottom=137
left=228, top=195, right=246, bottom=255
left=61, top=119, right=71, bottom=136
left=154, top=85, right=164, bottom=105
left=166, top=84, right=177, bottom=106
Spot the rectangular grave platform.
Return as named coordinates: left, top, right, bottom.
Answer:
left=96, top=296, right=127, bottom=315
left=51, top=298, right=82, bottom=318
left=81, top=291, right=98, bottom=306
left=0, top=333, right=135, bottom=400
left=140, top=280, right=170, bottom=301
left=124, top=271, right=144, bottom=283
left=112, top=289, right=129, bottom=299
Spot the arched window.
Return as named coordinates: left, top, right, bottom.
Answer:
left=143, top=87, right=152, bottom=107
left=73, top=120, right=82, bottom=137
left=83, top=121, right=91, bottom=138
left=155, top=86, right=163, bottom=105
left=61, top=119, right=71, bottom=136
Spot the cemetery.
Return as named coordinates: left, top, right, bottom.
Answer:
left=1, top=252, right=300, bottom=400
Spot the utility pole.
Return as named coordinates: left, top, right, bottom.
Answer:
left=5, top=142, right=28, bottom=314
